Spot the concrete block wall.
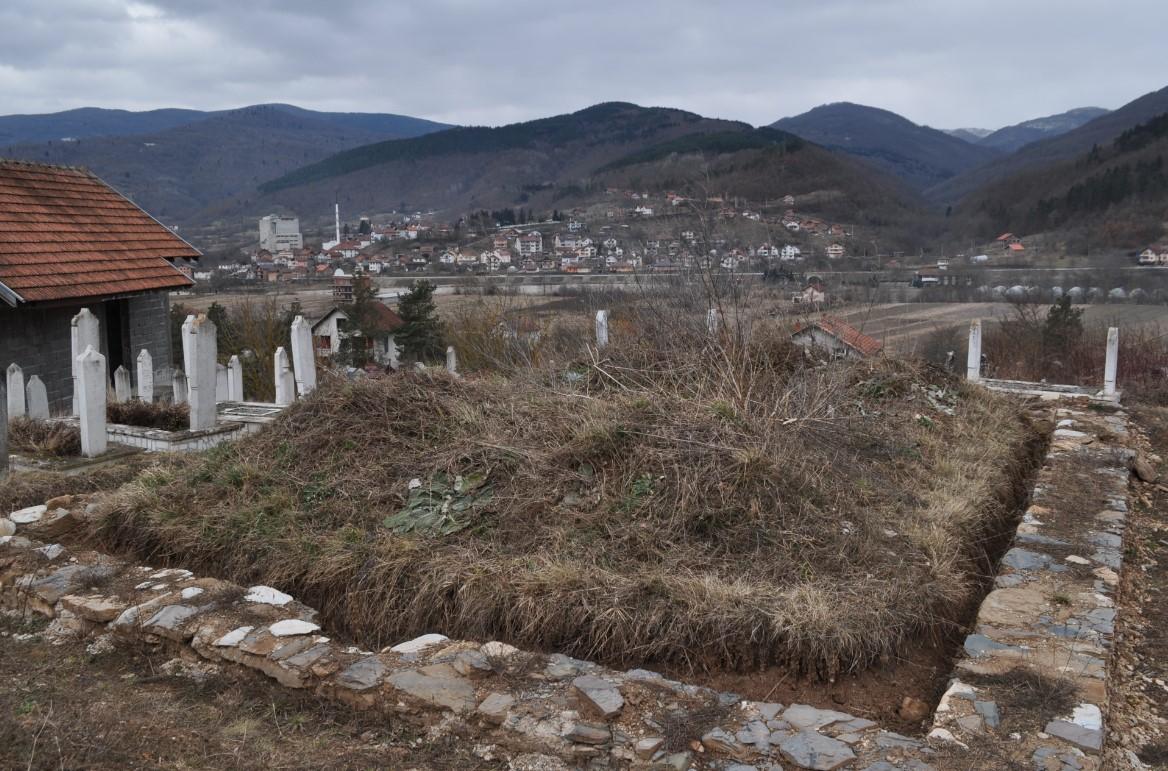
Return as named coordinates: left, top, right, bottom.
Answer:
left=0, top=292, right=174, bottom=412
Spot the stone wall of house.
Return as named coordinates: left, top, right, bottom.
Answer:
left=125, top=292, right=174, bottom=402
left=0, top=292, right=173, bottom=412
left=0, top=301, right=98, bottom=412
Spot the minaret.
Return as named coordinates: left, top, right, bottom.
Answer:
left=334, top=201, right=341, bottom=245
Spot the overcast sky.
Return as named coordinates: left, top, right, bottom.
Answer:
left=1, top=0, right=1164, bottom=130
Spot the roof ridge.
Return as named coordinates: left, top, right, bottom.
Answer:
left=0, top=157, right=96, bottom=176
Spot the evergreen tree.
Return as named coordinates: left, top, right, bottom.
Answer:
left=395, top=280, right=445, bottom=363
left=1043, top=296, right=1084, bottom=359
left=339, top=275, right=381, bottom=366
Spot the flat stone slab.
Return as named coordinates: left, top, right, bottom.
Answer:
left=387, top=669, right=477, bottom=713
left=60, top=594, right=127, bottom=623
left=9, top=505, right=47, bottom=524
left=268, top=619, right=320, bottom=637
left=781, top=704, right=855, bottom=730
left=572, top=675, right=624, bottom=718
left=778, top=730, right=856, bottom=770
left=389, top=633, right=449, bottom=653
left=335, top=656, right=385, bottom=691
left=244, top=585, right=293, bottom=606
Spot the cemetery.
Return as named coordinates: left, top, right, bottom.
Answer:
left=0, top=294, right=1159, bottom=770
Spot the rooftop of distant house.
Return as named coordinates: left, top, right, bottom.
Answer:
left=792, top=315, right=884, bottom=357
left=0, top=159, right=197, bottom=306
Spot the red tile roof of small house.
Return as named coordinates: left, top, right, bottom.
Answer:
left=0, top=159, right=198, bottom=306
left=792, top=315, right=884, bottom=357
left=1008, top=242, right=1025, bottom=251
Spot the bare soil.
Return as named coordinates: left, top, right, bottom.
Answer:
left=0, top=613, right=501, bottom=770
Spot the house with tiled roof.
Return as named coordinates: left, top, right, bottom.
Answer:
left=0, top=159, right=198, bottom=409
left=791, top=316, right=883, bottom=359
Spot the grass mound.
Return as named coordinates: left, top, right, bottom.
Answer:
left=107, top=400, right=189, bottom=431
left=8, top=417, right=81, bottom=458
left=97, top=333, right=1035, bottom=677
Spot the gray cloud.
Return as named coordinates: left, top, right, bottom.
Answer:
left=0, top=0, right=1164, bottom=129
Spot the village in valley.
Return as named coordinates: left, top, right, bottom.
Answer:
left=3, top=4, right=1168, bottom=770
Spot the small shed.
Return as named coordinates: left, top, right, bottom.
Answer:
left=791, top=316, right=883, bottom=359
left=0, top=160, right=198, bottom=408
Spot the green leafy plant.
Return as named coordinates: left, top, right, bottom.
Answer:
left=383, top=471, right=493, bottom=536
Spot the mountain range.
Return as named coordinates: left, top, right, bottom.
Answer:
left=1, top=87, right=1166, bottom=250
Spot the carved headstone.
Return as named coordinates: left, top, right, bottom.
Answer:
left=26, top=376, right=50, bottom=420
left=595, top=310, right=609, bottom=349
left=6, top=363, right=25, bottom=420
left=70, top=308, right=100, bottom=416
left=290, top=315, right=316, bottom=396
left=113, top=365, right=132, bottom=403
left=137, top=349, right=154, bottom=403
left=274, top=347, right=295, bottom=407
left=227, top=355, right=244, bottom=402
left=184, top=315, right=218, bottom=430
left=172, top=370, right=188, bottom=405
left=77, top=346, right=108, bottom=457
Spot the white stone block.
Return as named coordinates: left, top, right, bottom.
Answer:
left=6, top=363, right=25, bottom=420
left=113, top=365, right=132, bottom=403
left=70, top=308, right=100, bottom=416
left=290, top=315, right=316, bottom=396
left=25, top=376, right=49, bottom=420
left=595, top=310, right=609, bottom=349
left=136, top=349, right=154, bottom=403
left=227, top=355, right=244, bottom=402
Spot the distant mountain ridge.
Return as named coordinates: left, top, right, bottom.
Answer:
left=771, top=102, right=1001, bottom=191
left=0, top=104, right=449, bottom=145
left=945, top=127, right=994, bottom=143
left=237, top=102, right=927, bottom=243
left=0, top=104, right=451, bottom=225
left=977, top=107, right=1110, bottom=153
left=0, top=103, right=448, bottom=223
left=929, top=85, right=1168, bottom=203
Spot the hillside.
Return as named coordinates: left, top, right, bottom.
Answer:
left=952, top=111, right=1168, bottom=248
left=930, top=84, right=1168, bottom=203
left=945, top=128, right=993, bottom=143
left=771, top=103, right=1000, bottom=191
left=0, top=105, right=449, bottom=224
left=977, top=107, right=1110, bottom=153
left=0, top=103, right=448, bottom=145
left=239, top=103, right=752, bottom=218
left=237, top=104, right=928, bottom=242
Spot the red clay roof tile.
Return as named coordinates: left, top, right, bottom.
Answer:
left=792, top=315, right=884, bottom=357
left=0, top=159, right=198, bottom=305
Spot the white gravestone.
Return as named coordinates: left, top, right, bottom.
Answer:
left=446, top=346, right=458, bottom=376
left=1104, top=327, right=1119, bottom=396
left=70, top=308, right=100, bottom=416
left=215, top=364, right=228, bottom=403
left=290, top=315, right=316, bottom=396
left=6, top=363, right=25, bottom=420
left=113, top=365, right=132, bottom=403
left=184, top=315, right=218, bottom=430
left=172, top=370, right=188, bottom=405
left=595, top=310, right=609, bottom=349
left=76, top=346, right=107, bottom=457
left=136, top=349, right=154, bottom=403
left=274, top=347, right=295, bottom=407
left=26, top=376, right=49, bottom=420
left=227, top=355, right=244, bottom=401
left=966, top=319, right=982, bottom=382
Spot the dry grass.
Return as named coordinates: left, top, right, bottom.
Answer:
left=0, top=457, right=156, bottom=514
left=107, top=400, right=190, bottom=431
left=7, top=417, right=81, bottom=458
left=95, top=320, right=1037, bottom=679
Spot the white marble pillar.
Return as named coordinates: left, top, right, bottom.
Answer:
left=6, top=363, right=25, bottom=420
left=290, top=315, right=316, bottom=396
left=595, top=310, right=609, bottom=349
left=227, top=355, right=244, bottom=402
left=26, top=376, right=49, bottom=420
left=136, top=349, right=154, bottom=403
left=184, top=315, right=218, bottom=430
left=172, top=370, right=188, bottom=405
left=70, top=308, right=100, bottom=416
left=274, top=347, right=295, bottom=407
left=966, top=320, right=982, bottom=382
left=113, top=365, right=132, bottom=402
left=77, top=346, right=107, bottom=457
left=1104, top=327, right=1119, bottom=396
left=446, top=346, right=458, bottom=376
